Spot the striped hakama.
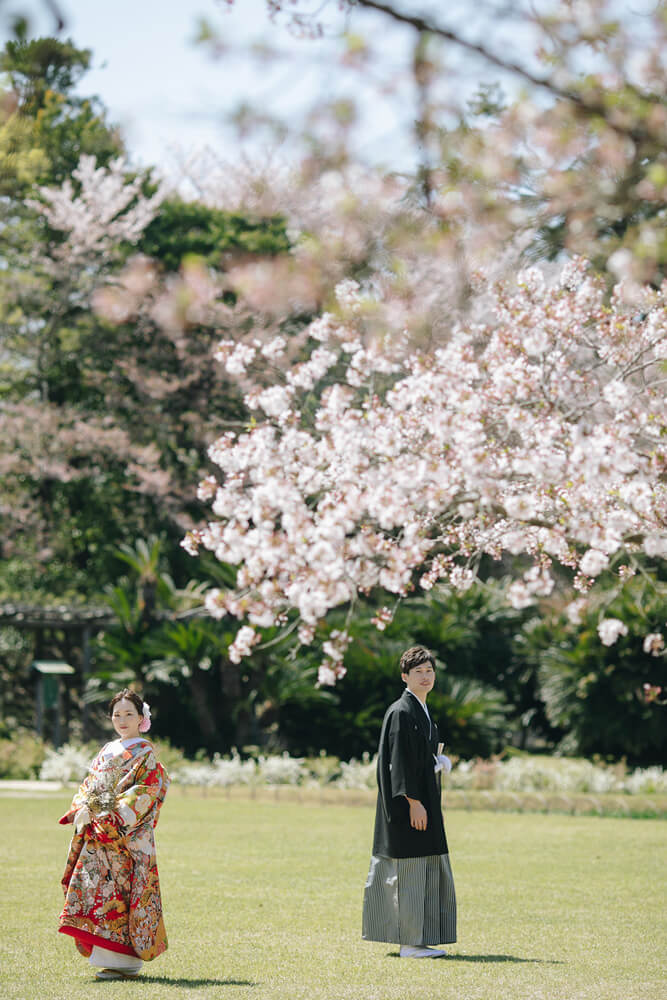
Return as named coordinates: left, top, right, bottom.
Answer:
left=362, top=853, right=457, bottom=946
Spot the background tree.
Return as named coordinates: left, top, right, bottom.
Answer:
left=0, top=37, right=290, bottom=604
left=0, top=35, right=121, bottom=190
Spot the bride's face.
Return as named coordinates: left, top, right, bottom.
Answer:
left=111, top=698, right=142, bottom=739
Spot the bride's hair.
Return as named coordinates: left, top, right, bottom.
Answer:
left=108, top=688, right=144, bottom=717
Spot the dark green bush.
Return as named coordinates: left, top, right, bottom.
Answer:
left=537, top=576, right=666, bottom=765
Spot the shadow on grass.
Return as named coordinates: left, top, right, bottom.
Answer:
left=124, top=977, right=258, bottom=987
left=388, top=952, right=563, bottom=964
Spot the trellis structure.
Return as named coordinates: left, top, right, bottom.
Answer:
left=0, top=603, right=115, bottom=742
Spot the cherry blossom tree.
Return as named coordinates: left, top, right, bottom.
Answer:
left=1, top=132, right=292, bottom=602
left=182, top=257, right=665, bottom=681
left=145, top=0, right=664, bottom=684
left=0, top=156, right=166, bottom=579
left=0, top=42, right=163, bottom=596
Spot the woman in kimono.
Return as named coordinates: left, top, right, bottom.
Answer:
left=362, top=645, right=456, bottom=958
left=58, top=689, right=169, bottom=980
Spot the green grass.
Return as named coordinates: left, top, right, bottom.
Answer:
left=0, top=794, right=665, bottom=1000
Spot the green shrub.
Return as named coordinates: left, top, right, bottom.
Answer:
left=0, top=730, right=47, bottom=779
left=537, top=576, right=667, bottom=764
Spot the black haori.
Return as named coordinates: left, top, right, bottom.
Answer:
left=362, top=689, right=456, bottom=947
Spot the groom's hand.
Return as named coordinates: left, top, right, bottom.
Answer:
left=406, top=797, right=428, bottom=831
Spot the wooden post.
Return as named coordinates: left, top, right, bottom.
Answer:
left=35, top=675, right=44, bottom=740
left=54, top=677, right=63, bottom=748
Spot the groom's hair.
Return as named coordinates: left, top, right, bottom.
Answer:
left=400, top=645, right=435, bottom=676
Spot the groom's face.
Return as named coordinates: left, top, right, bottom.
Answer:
left=401, top=662, right=435, bottom=698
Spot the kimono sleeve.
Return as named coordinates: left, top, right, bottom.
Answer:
left=113, top=751, right=170, bottom=831
left=386, top=711, right=421, bottom=801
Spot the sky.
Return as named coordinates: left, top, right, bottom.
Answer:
left=2, top=0, right=655, bottom=178
left=3, top=0, right=421, bottom=173
left=1, top=0, right=553, bottom=177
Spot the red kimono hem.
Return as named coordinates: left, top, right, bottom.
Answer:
left=59, top=925, right=138, bottom=957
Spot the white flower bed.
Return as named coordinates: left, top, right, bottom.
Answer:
left=622, top=766, right=667, bottom=795
left=495, top=757, right=618, bottom=794
left=174, top=750, right=257, bottom=788
left=257, top=751, right=306, bottom=785
left=39, top=744, right=92, bottom=783
left=335, top=753, right=376, bottom=790
left=36, top=745, right=667, bottom=795
left=447, top=756, right=667, bottom=795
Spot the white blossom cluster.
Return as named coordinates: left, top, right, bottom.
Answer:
left=39, top=744, right=92, bottom=783
left=29, top=155, right=164, bottom=259
left=185, top=259, right=667, bottom=664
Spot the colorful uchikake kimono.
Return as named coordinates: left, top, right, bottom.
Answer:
left=362, top=689, right=457, bottom=947
left=58, top=736, right=169, bottom=971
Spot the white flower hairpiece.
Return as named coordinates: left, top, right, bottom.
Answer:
left=139, top=701, right=151, bottom=733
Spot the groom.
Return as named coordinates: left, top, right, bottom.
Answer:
left=362, top=645, right=456, bottom=958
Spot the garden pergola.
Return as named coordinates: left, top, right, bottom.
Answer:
left=0, top=603, right=115, bottom=742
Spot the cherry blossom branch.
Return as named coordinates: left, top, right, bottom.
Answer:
left=355, top=0, right=664, bottom=145
left=183, top=256, right=665, bottom=670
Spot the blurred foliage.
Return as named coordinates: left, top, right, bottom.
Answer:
left=534, top=576, right=667, bottom=765
left=0, top=729, right=46, bottom=778
left=0, top=36, right=122, bottom=196
left=139, top=198, right=289, bottom=272
left=0, top=625, right=36, bottom=732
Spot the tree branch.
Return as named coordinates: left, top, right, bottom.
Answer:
left=43, top=0, right=66, bottom=32
left=355, top=0, right=662, bottom=145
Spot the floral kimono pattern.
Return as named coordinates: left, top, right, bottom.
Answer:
left=58, top=738, right=169, bottom=961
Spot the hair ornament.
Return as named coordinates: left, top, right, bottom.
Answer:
left=139, top=701, right=151, bottom=733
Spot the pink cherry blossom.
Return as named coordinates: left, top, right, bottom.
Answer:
left=579, top=550, right=609, bottom=578
left=183, top=256, right=666, bottom=664
left=28, top=155, right=164, bottom=258
left=229, top=626, right=261, bottom=663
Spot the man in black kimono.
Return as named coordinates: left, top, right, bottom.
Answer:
left=362, top=645, right=456, bottom=958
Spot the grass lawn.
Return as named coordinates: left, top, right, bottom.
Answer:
left=0, top=792, right=665, bottom=1000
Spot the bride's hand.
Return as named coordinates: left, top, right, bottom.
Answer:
left=73, top=806, right=91, bottom=833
